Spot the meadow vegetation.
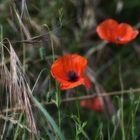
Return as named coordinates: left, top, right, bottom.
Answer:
left=0, top=0, right=140, bottom=140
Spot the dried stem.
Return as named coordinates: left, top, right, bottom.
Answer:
left=1, top=87, right=140, bottom=113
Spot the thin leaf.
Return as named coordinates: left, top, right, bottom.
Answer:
left=32, top=96, right=65, bottom=140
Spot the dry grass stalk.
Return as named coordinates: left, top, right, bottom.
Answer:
left=0, top=114, right=32, bottom=133
left=1, top=39, right=37, bottom=134
left=2, top=87, right=140, bottom=113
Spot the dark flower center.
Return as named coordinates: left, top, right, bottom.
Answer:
left=68, top=71, right=79, bottom=82
left=115, top=36, right=122, bottom=41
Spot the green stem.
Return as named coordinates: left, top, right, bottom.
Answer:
left=118, top=54, right=125, bottom=140
left=75, top=88, right=80, bottom=119
left=56, top=87, right=61, bottom=128
left=76, top=99, right=80, bottom=120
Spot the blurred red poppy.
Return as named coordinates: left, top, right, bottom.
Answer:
left=96, top=19, right=139, bottom=44
left=51, top=54, right=91, bottom=90
left=80, top=96, right=103, bottom=112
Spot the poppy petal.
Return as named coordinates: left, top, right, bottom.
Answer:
left=115, top=23, right=139, bottom=44
left=83, top=76, right=92, bottom=89
left=80, top=97, right=103, bottom=112
left=96, top=19, right=118, bottom=42
left=61, top=54, right=87, bottom=76
left=51, top=58, right=68, bottom=82
left=60, top=78, right=85, bottom=90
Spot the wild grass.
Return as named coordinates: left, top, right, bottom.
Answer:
left=0, top=0, right=140, bottom=140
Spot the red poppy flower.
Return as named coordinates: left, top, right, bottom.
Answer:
left=80, top=96, right=103, bottom=112
left=51, top=54, right=91, bottom=90
left=96, top=19, right=139, bottom=44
